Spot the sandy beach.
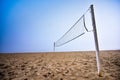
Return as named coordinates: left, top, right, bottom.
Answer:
left=0, top=50, right=120, bottom=80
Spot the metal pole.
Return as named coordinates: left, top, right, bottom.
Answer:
left=90, top=4, right=101, bottom=76
left=54, top=42, right=55, bottom=52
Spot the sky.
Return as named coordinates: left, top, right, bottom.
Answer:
left=0, top=0, right=120, bottom=53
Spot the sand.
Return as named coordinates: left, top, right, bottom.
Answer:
left=0, top=50, right=120, bottom=80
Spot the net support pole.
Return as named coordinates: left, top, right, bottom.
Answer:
left=90, top=5, right=101, bottom=76
left=53, top=42, right=55, bottom=52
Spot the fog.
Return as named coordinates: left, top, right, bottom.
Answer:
left=0, top=0, right=120, bottom=52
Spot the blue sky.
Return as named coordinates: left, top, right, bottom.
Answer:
left=0, top=0, right=120, bottom=53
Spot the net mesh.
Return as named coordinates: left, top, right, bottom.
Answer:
left=55, top=8, right=91, bottom=47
